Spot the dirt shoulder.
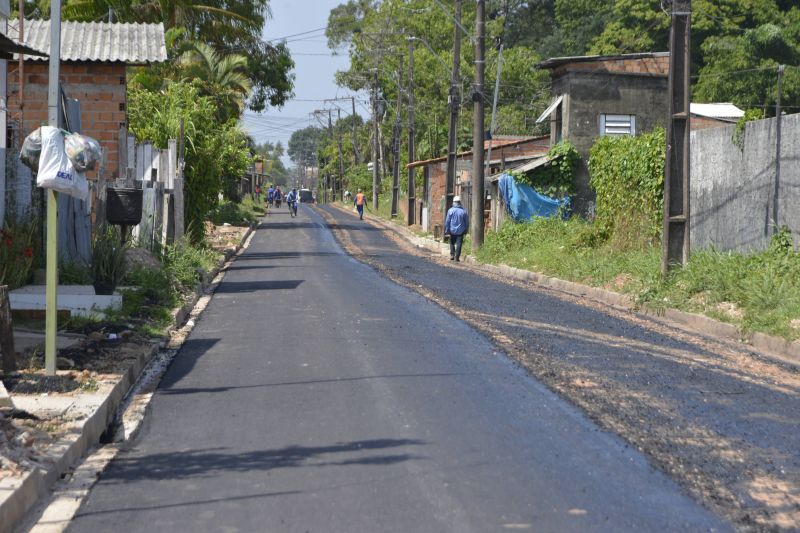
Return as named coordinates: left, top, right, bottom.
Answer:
left=317, top=204, right=800, bottom=532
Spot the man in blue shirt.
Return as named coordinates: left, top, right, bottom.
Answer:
left=444, top=195, right=469, bottom=262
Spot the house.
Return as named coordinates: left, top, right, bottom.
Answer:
left=7, top=19, right=167, bottom=182
left=536, top=52, right=749, bottom=216
left=690, top=103, right=744, bottom=130
left=405, top=136, right=550, bottom=235
left=536, top=52, right=672, bottom=215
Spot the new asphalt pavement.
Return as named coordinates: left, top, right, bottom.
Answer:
left=68, top=203, right=727, bottom=532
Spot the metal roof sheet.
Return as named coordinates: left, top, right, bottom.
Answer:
left=8, top=19, right=167, bottom=63
left=537, top=52, right=669, bottom=70
left=690, top=103, right=744, bottom=120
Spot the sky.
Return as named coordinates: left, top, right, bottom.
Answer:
left=240, top=0, right=364, bottom=166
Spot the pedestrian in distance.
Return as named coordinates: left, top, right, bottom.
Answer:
left=274, top=186, right=283, bottom=208
left=444, top=195, right=469, bottom=262
left=354, top=189, right=366, bottom=220
left=267, top=185, right=275, bottom=207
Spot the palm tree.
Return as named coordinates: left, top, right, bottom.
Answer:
left=179, top=42, right=252, bottom=120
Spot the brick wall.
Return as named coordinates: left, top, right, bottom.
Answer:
left=553, top=56, right=670, bottom=77
left=8, top=61, right=127, bottom=180
left=691, top=116, right=732, bottom=131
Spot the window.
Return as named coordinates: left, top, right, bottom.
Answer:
left=599, top=114, right=636, bottom=135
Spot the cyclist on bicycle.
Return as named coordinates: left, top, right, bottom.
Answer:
left=286, top=188, right=299, bottom=217
left=274, top=186, right=283, bottom=208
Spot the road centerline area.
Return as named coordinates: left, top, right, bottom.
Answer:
left=69, top=205, right=727, bottom=532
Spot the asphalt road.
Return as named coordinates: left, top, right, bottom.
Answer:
left=69, top=204, right=727, bottom=532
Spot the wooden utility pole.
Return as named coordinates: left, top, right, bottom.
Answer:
left=351, top=96, right=360, bottom=164
left=391, top=57, right=403, bottom=217
left=17, top=0, right=24, bottom=135
left=336, top=108, right=345, bottom=200
left=471, top=0, right=486, bottom=249
left=662, top=0, right=691, bottom=275
left=407, top=38, right=416, bottom=226
left=444, top=0, right=462, bottom=225
left=327, top=109, right=337, bottom=201
left=372, top=69, right=380, bottom=209
left=0, top=286, right=15, bottom=373
left=772, top=64, right=784, bottom=234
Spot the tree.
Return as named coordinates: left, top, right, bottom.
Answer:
left=179, top=42, right=252, bottom=120
left=288, top=126, right=325, bottom=169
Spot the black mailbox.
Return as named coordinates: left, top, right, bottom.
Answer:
left=106, top=188, right=143, bottom=226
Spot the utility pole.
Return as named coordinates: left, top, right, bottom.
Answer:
left=471, top=0, right=486, bottom=249
left=336, top=108, right=345, bottom=201
left=327, top=109, right=337, bottom=201
left=485, top=43, right=503, bottom=178
left=391, top=56, right=403, bottom=217
left=44, top=0, right=61, bottom=376
left=773, top=64, right=784, bottom=234
left=351, top=96, right=360, bottom=164
left=407, top=38, right=416, bottom=226
left=372, top=69, right=380, bottom=210
left=661, top=0, right=691, bottom=275
left=444, top=0, right=462, bottom=225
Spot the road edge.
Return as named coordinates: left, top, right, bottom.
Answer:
left=4, top=224, right=257, bottom=533
left=325, top=203, right=800, bottom=369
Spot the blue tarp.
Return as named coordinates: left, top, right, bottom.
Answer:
left=498, top=173, right=571, bottom=222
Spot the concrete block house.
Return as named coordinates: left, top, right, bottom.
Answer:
left=536, top=52, right=672, bottom=215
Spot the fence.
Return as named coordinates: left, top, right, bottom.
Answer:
left=112, top=128, right=184, bottom=252
left=690, top=113, right=800, bottom=252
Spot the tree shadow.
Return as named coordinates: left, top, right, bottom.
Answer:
left=96, top=439, right=427, bottom=484
left=215, top=279, right=304, bottom=293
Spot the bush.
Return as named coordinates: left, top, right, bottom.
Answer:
left=514, top=140, right=580, bottom=199
left=208, top=201, right=258, bottom=226
left=91, top=225, right=129, bottom=294
left=0, top=217, right=37, bottom=289
left=588, top=128, right=665, bottom=249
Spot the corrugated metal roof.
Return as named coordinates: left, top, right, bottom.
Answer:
left=690, top=103, right=744, bottom=120
left=537, top=52, right=669, bottom=70
left=8, top=19, right=167, bottom=63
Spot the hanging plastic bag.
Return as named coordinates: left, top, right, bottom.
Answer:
left=64, top=133, right=102, bottom=172
left=20, top=127, right=43, bottom=171
left=36, top=126, right=89, bottom=201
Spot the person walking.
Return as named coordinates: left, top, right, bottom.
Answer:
left=444, top=195, right=469, bottom=262
left=354, top=189, right=367, bottom=221
left=267, top=185, right=275, bottom=207
left=274, top=186, right=283, bottom=208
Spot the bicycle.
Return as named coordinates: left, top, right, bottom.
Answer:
left=288, top=200, right=298, bottom=217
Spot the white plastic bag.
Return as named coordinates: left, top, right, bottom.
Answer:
left=36, top=126, right=89, bottom=201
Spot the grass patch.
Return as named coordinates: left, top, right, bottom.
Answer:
left=477, top=218, right=800, bottom=341
left=209, top=199, right=261, bottom=226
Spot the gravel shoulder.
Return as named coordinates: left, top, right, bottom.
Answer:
left=317, top=204, right=800, bottom=532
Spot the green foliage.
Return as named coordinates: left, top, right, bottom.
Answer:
left=91, top=225, right=129, bottom=290
left=514, top=141, right=579, bottom=199
left=59, top=261, right=92, bottom=284
left=588, top=128, right=665, bottom=249
left=288, top=126, right=325, bottom=168
left=127, top=81, right=252, bottom=242
left=477, top=216, right=800, bottom=341
left=160, top=242, right=219, bottom=292
left=208, top=201, right=259, bottom=226
left=731, top=108, right=765, bottom=149
left=0, top=217, right=37, bottom=289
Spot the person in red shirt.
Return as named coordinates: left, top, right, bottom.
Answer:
left=354, top=189, right=366, bottom=220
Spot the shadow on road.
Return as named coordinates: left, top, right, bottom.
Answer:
left=95, top=439, right=427, bottom=483
left=215, top=279, right=304, bottom=293
left=234, top=251, right=338, bottom=261
left=158, top=372, right=467, bottom=395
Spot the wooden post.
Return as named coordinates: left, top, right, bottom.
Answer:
left=173, top=178, right=185, bottom=242
left=0, top=286, right=15, bottom=374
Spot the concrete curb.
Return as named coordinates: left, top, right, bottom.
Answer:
left=0, top=223, right=257, bottom=533
left=0, top=343, right=159, bottom=533
left=327, top=203, right=800, bottom=368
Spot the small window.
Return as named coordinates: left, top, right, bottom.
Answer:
left=600, top=114, right=636, bottom=135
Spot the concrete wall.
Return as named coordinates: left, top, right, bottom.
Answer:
left=691, top=113, right=800, bottom=252
left=553, top=71, right=669, bottom=215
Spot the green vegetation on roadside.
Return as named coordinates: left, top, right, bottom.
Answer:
left=209, top=196, right=264, bottom=226
left=477, top=218, right=800, bottom=341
